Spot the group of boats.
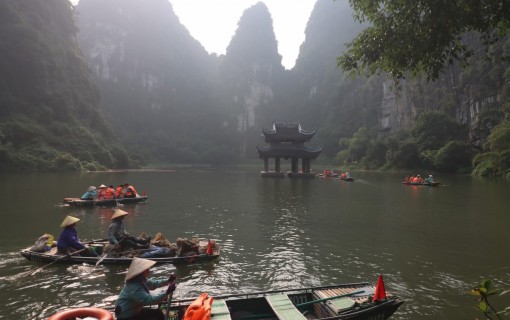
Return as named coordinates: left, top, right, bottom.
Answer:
left=23, top=187, right=404, bottom=320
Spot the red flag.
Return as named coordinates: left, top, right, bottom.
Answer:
left=372, top=274, right=387, bottom=302
left=206, top=239, right=213, bottom=255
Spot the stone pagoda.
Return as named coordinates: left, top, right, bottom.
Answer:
left=256, top=122, right=322, bottom=178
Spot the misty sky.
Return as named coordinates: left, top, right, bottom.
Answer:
left=169, top=0, right=316, bottom=69
left=70, top=0, right=317, bottom=70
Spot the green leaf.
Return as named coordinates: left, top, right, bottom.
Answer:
left=478, top=301, right=488, bottom=312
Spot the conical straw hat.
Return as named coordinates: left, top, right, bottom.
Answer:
left=111, top=209, right=129, bottom=220
left=98, top=184, right=107, bottom=188
left=60, top=215, right=80, bottom=227
left=125, top=257, right=156, bottom=281
left=87, top=186, right=96, bottom=191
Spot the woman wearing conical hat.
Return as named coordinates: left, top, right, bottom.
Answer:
left=108, top=209, right=150, bottom=251
left=57, top=215, right=98, bottom=257
left=114, top=257, right=176, bottom=320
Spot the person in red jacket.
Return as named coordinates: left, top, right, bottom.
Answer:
left=123, top=183, right=138, bottom=198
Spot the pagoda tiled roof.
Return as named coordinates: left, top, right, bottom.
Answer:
left=262, top=122, right=316, bottom=143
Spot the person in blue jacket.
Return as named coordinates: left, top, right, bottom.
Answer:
left=115, top=257, right=176, bottom=320
left=57, top=215, right=98, bottom=257
left=80, top=186, right=97, bottom=200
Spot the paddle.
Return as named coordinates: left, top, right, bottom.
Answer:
left=165, top=275, right=177, bottom=320
left=92, top=236, right=126, bottom=270
left=29, top=248, right=87, bottom=275
left=295, top=290, right=365, bottom=308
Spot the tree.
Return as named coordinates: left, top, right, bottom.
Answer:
left=338, top=1, right=510, bottom=81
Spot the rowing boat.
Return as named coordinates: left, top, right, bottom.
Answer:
left=62, top=195, right=149, bottom=207
left=169, top=280, right=403, bottom=320
left=402, top=181, right=440, bottom=187
left=20, top=239, right=220, bottom=266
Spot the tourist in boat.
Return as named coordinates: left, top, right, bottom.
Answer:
left=340, top=172, right=347, bottom=180
left=346, top=171, right=352, bottom=179
left=80, top=186, right=97, bottom=200
left=116, top=184, right=124, bottom=198
left=96, top=184, right=108, bottom=200
left=114, top=257, right=176, bottom=320
left=123, top=183, right=138, bottom=198
left=108, top=209, right=150, bottom=250
left=425, top=174, right=435, bottom=184
left=57, top=216, right=98, bottom=257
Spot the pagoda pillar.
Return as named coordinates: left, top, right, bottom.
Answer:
left=291, top=158, right=298, bottom=173
left=263, top=158, right=269, bottom=172
left=275, top=157, right=281, bottom=172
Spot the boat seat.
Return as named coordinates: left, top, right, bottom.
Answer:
left=327, top=297, right=355, bottom=313
left=211, top=299, right=231, bottom=320
left=265, top=294, right=307, bottom=320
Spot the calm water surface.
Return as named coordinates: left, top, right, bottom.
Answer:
left=0, top=169, right=509, bottom=319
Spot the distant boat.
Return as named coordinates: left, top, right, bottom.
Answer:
left=62, top=195, right=148, bottom=207
left=318, top=170, right=338, bottom=178
left=402, top=181, right=440, bottom=187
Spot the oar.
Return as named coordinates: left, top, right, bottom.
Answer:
left=165, top=276, right=177, bottom=320
left=30, top=248, right=87, bottom=275
left=295, top=290, right=365, bottom=308
left=91, top=237, right=125, bottom=271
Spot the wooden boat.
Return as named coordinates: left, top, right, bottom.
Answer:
left=318, top=170, right=338, bottom=178
left=20, top=239, right=220, bottom=266
left=62, top=195, right=149, bottom=207
left=402, top=181, right=440, bottom=187
left=168, top=281, right=403, bottom=320
left=339, top=177, right=354, bottom=182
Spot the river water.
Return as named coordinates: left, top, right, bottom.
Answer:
left=0, top=169, right=508, bottom=319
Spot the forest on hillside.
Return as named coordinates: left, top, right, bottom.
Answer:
left=0, top=0, right=509, bottom=178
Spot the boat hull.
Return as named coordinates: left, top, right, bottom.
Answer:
left=20, top=240, right=220, bottom=266
left=62, top=196, right=149, bottom=207
left=402, top=181, right=440, bottom=186
left=168, top=283, right=403, bottom=320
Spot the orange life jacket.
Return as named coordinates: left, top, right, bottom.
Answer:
left=124, top=185, right=137, bottom=197
left=183, top=293, right=213, bottom=320
left=115, top=187, right=123, bottom=197
left=105, top=188, right=115, bottom=199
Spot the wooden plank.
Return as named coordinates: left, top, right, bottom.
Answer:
left=266, top=294, right=306, bottom=320
left=211, top=299, right=231, bottom=320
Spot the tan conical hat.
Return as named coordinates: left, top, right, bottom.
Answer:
left=125, top=257, right=156, bottom=281
left=98, top=184, right=107, bottom=188
left=60, top=215, right=80, bottom=227
left=87, top=186, right=96, bottom=191
left=111, top=209, right=129, bottom=220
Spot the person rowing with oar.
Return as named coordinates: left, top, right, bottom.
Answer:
left=57, top=216, right=98, bottom=257
left=108, top=209, right=151, bottom=251
left=114, top=257, right=176, bottom=320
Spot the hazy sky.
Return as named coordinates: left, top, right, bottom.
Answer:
left=169, top=0, right=317, bottom=69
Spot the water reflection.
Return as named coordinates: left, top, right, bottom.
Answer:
left=0, top=170, right=509, bottom=319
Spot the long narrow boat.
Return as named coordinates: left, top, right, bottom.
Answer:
left=20, top=239, right=220, bottom=266
left=169, top=281, right=403, bottom=320
left=402, top=181, right=440, bottom=187
left=62, top=195, right=149, bottom=207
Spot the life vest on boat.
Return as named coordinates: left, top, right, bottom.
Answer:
left=97, top=188, right=108, bottom=200
left=183, top=293, right=214, bottom=320
left=124, top=185, right=137, bottom=197
left=116, top=186, right=123, bottom=198
left=48, top=307, right=113, bottom=320
left=104, top=187, right=115, bottom=199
